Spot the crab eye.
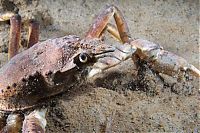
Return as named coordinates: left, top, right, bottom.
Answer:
left=79, top=53, right=88, bottom=63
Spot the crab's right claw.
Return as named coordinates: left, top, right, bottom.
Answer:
left=22, top=109, right=47, bottom=133
left=88, top=43, right=136, bottom=78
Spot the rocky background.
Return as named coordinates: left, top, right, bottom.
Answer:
left=0, top=0, right=199, bottom=132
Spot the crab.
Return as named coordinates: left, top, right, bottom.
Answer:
left=0, top=5, right=199, bottom=133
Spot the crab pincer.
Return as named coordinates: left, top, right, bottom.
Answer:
left=130, top=39, right=200, bottom=78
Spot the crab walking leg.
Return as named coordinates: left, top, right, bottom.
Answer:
left=22, top=109, right=47, bottom=133
left=99, top=23, right=122, bottom=42
left=1, top=114, right=23, bottom=133
left=106, top=23, right=122, bottom=42
left=0, top=112, right=7, bottom=131
left=86, top=5, right=132, bottom=43
left=27, top=19, right=39, bottom=48
left=0, top=12, right=15, bottom=21
left=0, top=13, right=22, bottom=59
left=131, top=39, right=200, bottom=77
left=8, top=14, right=21, bottom=59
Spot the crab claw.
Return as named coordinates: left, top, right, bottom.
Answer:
left=150, top=50, right=200, bottom=77
left=22, top=109, right=47, bottom=133
left=131, top=39, right=200, bottom=78
left=88, top=43, right=136, bottom=78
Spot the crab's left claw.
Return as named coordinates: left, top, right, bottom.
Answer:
left=151, top=50, right=200, bottom=77
left=131, top=39, right=200, bottom=78
left=22, top=109, right=47, bottom=133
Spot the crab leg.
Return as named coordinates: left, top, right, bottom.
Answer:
left=27, top=19, right=39, bottom=48
left=98, top=23, right=122, bottom=43
left=22, top=109, right=47, bottom=133
left=0, top=13, right=21, bottom=59
left=0, top=112, right=7, bottom=131
left=8, top=14, right=21, bottom=59
left=8, top=14, right=21, bottom=60
left=106, top=23, right=122, bottom=42
left=86, top=5, right=132, bottom=43
left=1, top=114, right=23, bottom=133
left=0, top=12, right=15, bottom=22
